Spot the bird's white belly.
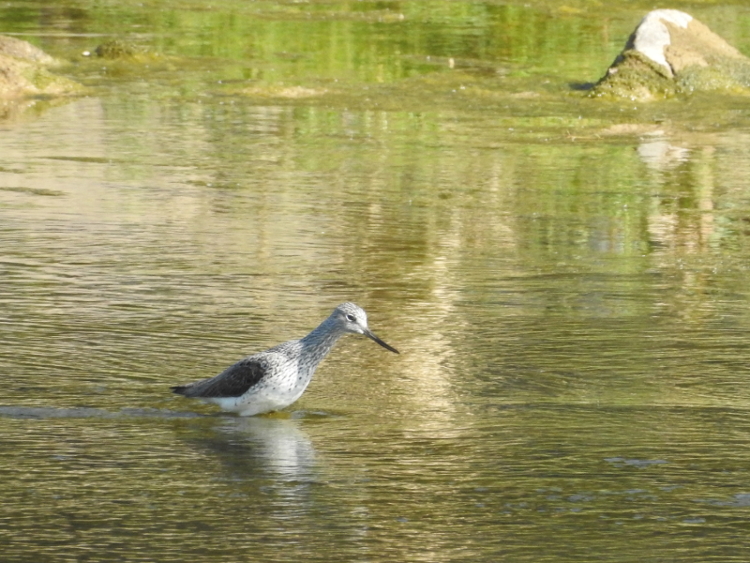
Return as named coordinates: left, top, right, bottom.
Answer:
left=205, top=379, right=310, bottom=416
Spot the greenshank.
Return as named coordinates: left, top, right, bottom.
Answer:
left=172, top=302, right=399, bottom=416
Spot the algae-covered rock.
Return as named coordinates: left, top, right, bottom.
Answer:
left=91, top=39, right=156, bottom=62
left=0, top=35, right=82, bottom=99
left=0, top=35, right=57, bottom=65
left=592, top=10, right=750, bottom=100
left=94, top=39, right=140, bottom=60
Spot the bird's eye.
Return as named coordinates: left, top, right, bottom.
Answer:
left=345, top=314, right=356, bottom=322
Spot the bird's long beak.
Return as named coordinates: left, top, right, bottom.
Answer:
left=364, top=328, right=399, bottom=354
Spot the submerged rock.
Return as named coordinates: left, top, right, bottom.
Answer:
left=592, top=10, right=750, bottom=100
left=0, top=35, right=81, bottom=99
left=92, top=39, right=150, bottom=60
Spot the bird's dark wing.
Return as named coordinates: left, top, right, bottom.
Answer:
left=172, top=357, right=268, bottom=398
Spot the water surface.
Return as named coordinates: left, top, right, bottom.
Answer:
left=2, top=1, right=750, bottom=562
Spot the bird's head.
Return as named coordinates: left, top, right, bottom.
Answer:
left=332, top=302, right=399, bottom=354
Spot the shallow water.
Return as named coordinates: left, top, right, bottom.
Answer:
left=3, top=1, right=750, bottom=562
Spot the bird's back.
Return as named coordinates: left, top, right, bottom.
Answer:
left=171, top=339, right=304, bottom=399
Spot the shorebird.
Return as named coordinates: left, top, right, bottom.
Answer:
left=171, top=302, right=399, bottom=416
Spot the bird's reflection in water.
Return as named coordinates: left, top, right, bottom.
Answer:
left=182, top=415, right=319, bottom=488
left=193, top=416, right=321, bottom=529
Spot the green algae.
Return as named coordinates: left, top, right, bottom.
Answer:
left=591, top=50, right=678, bottom=100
